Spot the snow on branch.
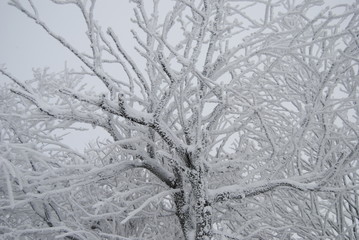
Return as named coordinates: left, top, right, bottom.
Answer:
left=210, top=178, right=322, bottom=203
left=120, top=189, right=179, bottom=224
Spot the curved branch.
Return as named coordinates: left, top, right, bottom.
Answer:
left=210, top=178, right=330, bottom=203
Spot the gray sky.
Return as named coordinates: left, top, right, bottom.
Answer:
left=0, top=0, right=355, bottom=150
left=0, top=1, right=135, bottom=80
left=1, top=0, right=354, bottom=80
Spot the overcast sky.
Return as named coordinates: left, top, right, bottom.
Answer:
left=0, top=1, right=136, bottom=80
left=1, top=0, right=354, bottom=79
left=0, top=0, right=355, bottom=150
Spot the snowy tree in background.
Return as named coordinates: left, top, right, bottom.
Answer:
left=1, top=0, right=359, bottom=239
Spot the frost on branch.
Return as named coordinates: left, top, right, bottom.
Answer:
left=1, top=0, right=359, bottom=239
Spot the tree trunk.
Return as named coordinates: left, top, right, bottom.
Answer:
left=173, top=162, right=213, bottom=240
left=191, top=165, right=213, bottom=240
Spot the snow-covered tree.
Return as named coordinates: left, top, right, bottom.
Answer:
left=1, top=0, right=359, bottom=239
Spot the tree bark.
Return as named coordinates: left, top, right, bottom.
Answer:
left=190, top=165, right=213, bottom=240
